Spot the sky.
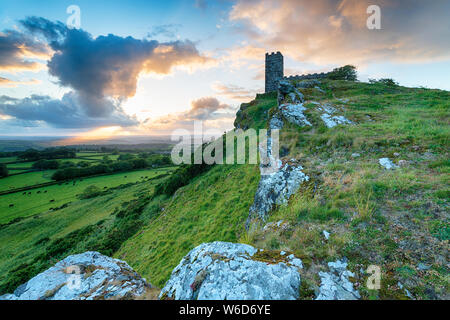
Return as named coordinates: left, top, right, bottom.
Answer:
left=0, top=0, right=449, bottom=140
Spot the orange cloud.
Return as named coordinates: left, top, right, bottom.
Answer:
left=229, top=0, right=450, bottom=65
left=0, top=77, right=40, bottom=87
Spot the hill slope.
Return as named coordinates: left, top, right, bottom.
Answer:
left=117, top=79, right=449, bottom=299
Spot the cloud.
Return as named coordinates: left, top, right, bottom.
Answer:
left=20, top=17, right=213, bottom=100
left=229, top=0, right=450, bottom=65
left=144, top=96, right=235, bottom=133
left=0, top=29, right=50, bottom=73
left=212, top=82, right=259, bottom=101
left=0, top=93, right=138, bottom=129
left=0, top=17, right=215, bottom=129
left=0, top=76, right=40, bottom=87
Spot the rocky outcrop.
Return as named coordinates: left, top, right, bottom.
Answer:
left=0, top=252, right=152, bottom=300
left=248, top=162, right=309, bottom=222
left=280, top=103, right=312, bottom=127
left=315, top=102, right=353, bottom=128
left=316, top=259, right=360, bottom=300
left=379, top=157, right=398, bottom=170
left=159, top=241, right=303, bottom=300
left=278, top=80, right=304, bottom=104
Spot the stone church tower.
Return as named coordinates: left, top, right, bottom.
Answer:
left=265, top=52, right=284, bottom=93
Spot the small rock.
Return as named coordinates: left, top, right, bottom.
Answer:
left=417, top=263, right=431, bottom=271
left=398, top=160, right=408, bottom=167
left=393, top=152, right=400, bottom=157
left=316, top=259, right=360, bottom=300
left=323, top=230, right=330, bottom=240
left=379, top=158, right=398, bottom=170
left=351, top=153, right=360, bottom=158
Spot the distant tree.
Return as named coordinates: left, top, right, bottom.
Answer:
left=32, top=159, right=59, bottom=170
left=328, top=65, right=357, bottom=81
left=0, top=163, right=8, bottom=177
left=77, top=161, right=91, bottom=168
left=118, top=153, right=135, bottom=161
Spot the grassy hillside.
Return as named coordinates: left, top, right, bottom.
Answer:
left=0, top=79, right=447, bottom=300
left=247, top=80, right=449, bottom=299
left=117, top=79, right=448, bottom=299
left=116, top=163, right=260, bottom=287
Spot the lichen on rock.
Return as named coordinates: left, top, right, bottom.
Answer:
left=248, top=162, right=309, bottom=223
left=316, top=259, right=360, bottom=300
left=0, top=251, right=152, bottom=300
left=159, top=241, right=303, bottom=300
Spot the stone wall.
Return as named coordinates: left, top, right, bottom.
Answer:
left=265, top=52, right=284, bottom=93
left=283, top=72, right=331, bottom=81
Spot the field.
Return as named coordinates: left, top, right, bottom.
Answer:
left=0, top=171, right=56, bottom=192
left=0, top=167, right=175, bottom=224
left=0, top=173, right=170, bottom=293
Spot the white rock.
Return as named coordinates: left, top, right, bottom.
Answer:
left=321, top=114, right=352, bottom=128
left=269, top=113, right=284, bottom=130
left=323, top=230, right=330, bottom=240
left=379, top=158, right=398, bottom=170
left=351, top=153, right=360, bottom=158
left=316, top=259, right=360, bottom=300
left=0, top=252, right=151, bottom=300
left=159, top=242, right=303, bottom=300
left=248, top=163, right=309, bottom=222
left=280, top=103, right=312, bottom=127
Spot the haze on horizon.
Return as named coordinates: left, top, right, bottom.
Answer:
left=0, top=0, right=449, bottom=141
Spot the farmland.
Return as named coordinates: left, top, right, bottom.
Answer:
left=0, top=167, right=175, bottom=224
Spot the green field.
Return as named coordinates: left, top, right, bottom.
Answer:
left=0, top=173, right=169, bottom=293
left=0, top=171, right=56, bottom=192
left=0, top=157, right=18, bottom=163
left=0, top=167, right=175, bottom=224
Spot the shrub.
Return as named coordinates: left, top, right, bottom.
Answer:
left=0, top=163, right=8, bottom=177
left=78, top=185, right=102, bottom=199
left=328, top=65, right=357, bottom=81
left=369, top=78, right=399, bottom=86
left=32, top=159, right=59, bottom=170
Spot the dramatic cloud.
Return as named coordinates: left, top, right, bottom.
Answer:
left=229, top=0, right=450, bottom=65
left=0, top=93, right=138, bottom=129
left=21, top=17, right=213, bottom=101
left=0, top=29, right=50, bottom=72
left=212, top=82, right=259, bottom=101
left=0, top=17, right=214, bottom=129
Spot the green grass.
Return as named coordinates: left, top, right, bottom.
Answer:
left=247, top=79, right=449, bottom=299
left=0, top=167, right=176, bottom=224
left=0, top=171, right=56, bottom=192
left=0, top=157, right=17, bottom=163
left=115, top=163, right=260, bottom=287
